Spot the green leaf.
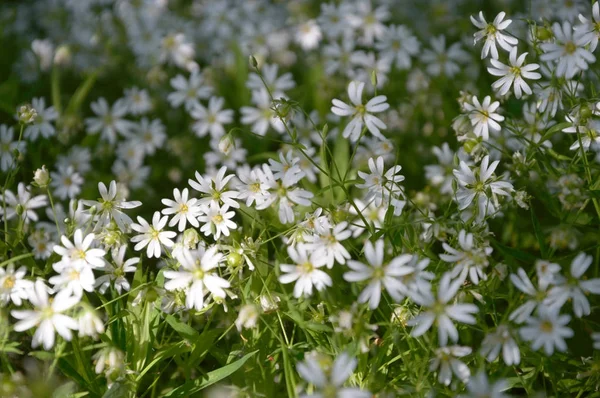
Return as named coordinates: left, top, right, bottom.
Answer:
left=102, top=379, right=136, bottom=398
left=541, top=121, right=570, bottom=142
left=531, top=206, right=548, bottom=259
left=65, top=72, right=98, bottom=116
left=491, top=240, right=536, bottom=264
left=0, top=252, right=34, bottom=268
left=163, top=350, right=258, bottom=396
left=165, top=314, right=199, bottom=340
left=0, top=77, right=19, bottom=114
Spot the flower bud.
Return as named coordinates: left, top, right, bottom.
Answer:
left=463, top=139, right=477, bottom=154
left=218, top=135, right=234, bottom=155
left=371, top=70, right=378, bottom=88
left=53, top=44, right=72, bottom=66
left=227, top=251, right=243, bottom=268
left=32, top=165, right=50, bottom=188
left=259, top=294, right=281, bottom=313
left=17, top=104, right=37, bottom=124
left=535, top=26, right=553, bottom=41
left=78, top=307, right=105, bottom=339
left=235, top=304, right=260, bottom=332
left=250, top=55, right=258, bottom=68
left=183, top=228, right=200, bottom=248
left=580, top=105, right=593, bottom=120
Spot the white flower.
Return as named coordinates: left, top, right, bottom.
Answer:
left=49, top=261, right=96, bottom=298
left=509, top=268, right=549, bottom=323
left=343, top=239, right=412, bottom=309
left=82, top=180, right=142, bottom=231
left=279, top=244, right=332, bottom=298
left=563, top=106, right=600, bottom=151
left=124, top=87, right=152, bottom=115
left=167, top=71, right=212, bottom=111
left=407, top=273, right=478, bottom=346
left=535, top=259, right=561, bottom=289
left=519, top=306, right=573, bottom=356
left=331, top=81, right=389, bottom=142
left=53, top=229, right=106, bottom=269
left=159, top=33, right=197, bottom=72
left=255, top=164, right=313, bottom=224
left=575, top=2, right=600, bottom=51
left=546, top=252, right=600, bottom=317
left=163, top=246, right=229, bottom=311
left=297, top=352, right=371, bottom=398
left=453, top=156, right=513, bottom=221
left=50, top=165, right=83, bottom=200
left=190, top=96, right=233, bottom=139
left=235, top=304, right=260, bottom=332
left=85, top=98, right=135, bottom=145
left=429, top=345, right=472, bottom=386
left=541, top=21, right=596, bottom=79
left=459, top=371, right=510, bottom=398
left=440, top=230, right=493, bottom=285
left=93, top=347, right=125, bottom=376
left=77, top=307, right=105, bottom=339
left=130, top=211, right=177, bottom=258
left=235, top=166, right=269, bottom=207
left=464, top=95, right=504, bottom=140
left=376, top=24, right=420, bottom=70
left=24, top=97, right=58, bottom=140
left=132, top=118, right=166, bottom=156
left=161, top=188, right=203, bottom=232
left=356, top=156, right=405, bottom=209
left=487, top=48, right=541, bottom=98
left=421, top=35, right=470, bottom=77
left=470, top=12, right=518, bottom=59
left=593, top=332, right=600, bottom=350
left=240, top=88, right=285, bottom=136
left=96, top=246, right=139, bottom=294
left=11, top=281, right=79, bottom=350
left=0, top=265, right=32, bottom=306
left=31, top=39, right=54, bottom=71
left=296, top=19, right=322, bottom=51
left=0, top=182, right=47, bottom=224
left=425, top=143, right=467, bottom=195
left=198, top=202, right=237, bottom=240
left=247, top=64, right=295, bottom=99
left=307, top=221, right=352, bottom=268
left=0, top=124, right=26, bottom=172
left=347, top=1, right=389, bottom=45
left=189, top=166, right=240, bottom=209
left=268, top=150, right=306, bottom=186
left=479, top=324, right=521, bottom=365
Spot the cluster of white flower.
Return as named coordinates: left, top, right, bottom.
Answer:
left=3, top=0, right=600, bottom=396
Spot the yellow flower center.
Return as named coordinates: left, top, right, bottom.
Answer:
left=2, top=276, right=16, bottom=289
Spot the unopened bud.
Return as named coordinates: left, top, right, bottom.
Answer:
left=322, top=123, right=329, bottom=139
left=33, top=165, right=50, bottom=188
left=371, top=70, right=378, bottom=87
left=580, top=105, right=593, bottom=120
left=535, top=26, right=553, bottom=41
left=227, top=251, right=242, bottom=268
left=250, top=55, right=258, bottom=68
left=18, top=104, right=37, bottom=124
left=183, top=228, right=200, bottom=248
left=463, top=139, right=477, bottom=154
left=53, top=45, right=72, bottom=66
left=259, top=294, right=280, bottom=313
left=218, top=135, right=234, bottom=155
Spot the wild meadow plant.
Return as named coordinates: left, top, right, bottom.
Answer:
left=1, top=0, right=600, bottom=396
